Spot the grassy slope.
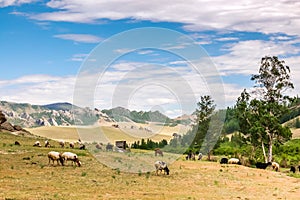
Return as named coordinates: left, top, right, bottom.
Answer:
left=1, top=131, right=300, bottom=200
left=26, top=125, right=174, bottom=144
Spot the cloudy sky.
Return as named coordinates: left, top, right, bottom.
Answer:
left=1, top=0, right=300, bottom=117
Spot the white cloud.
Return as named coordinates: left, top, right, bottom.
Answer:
left=53, top=34, right=102, bottom=43
left=0, top=0, right=35, bottom=7
left=0, top=75, right=76, bottom=105
left=22, top=0, right=300, bottom=37
left=69, top=54, right=88, bottom=62
left=212, top=39, right=300, bottom=76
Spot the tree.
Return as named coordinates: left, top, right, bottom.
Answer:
left=192, top=95, right=216, bottom=146
left=236, top=56, right=294, bottom=162
left=192, top=95, right=221, bottom=160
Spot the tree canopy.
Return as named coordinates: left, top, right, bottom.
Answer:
left=235, top=56, right=294, bottom=162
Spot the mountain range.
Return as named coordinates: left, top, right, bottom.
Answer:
left=0, top=101, right=193, bottom=128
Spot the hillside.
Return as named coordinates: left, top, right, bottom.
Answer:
left=0, top=101, right=108, bottom=127
left=0, top=131, right=300, bottom=199
left=102, top=106, right=174, bottom=124
left=0, top=101, right=193, bottom=128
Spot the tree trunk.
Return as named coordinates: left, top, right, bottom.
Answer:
left=207, top=150, right=211, bottom=161
left=268, top=140, right=273, bottom=162
left=261, top=141, right=267, bottom=163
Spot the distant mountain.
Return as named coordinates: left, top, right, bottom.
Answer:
left=0, top=101, right=105, bottom=127
left=102, top=106, right=175, bottom=124
left=0, top=101, right=194, bottom=128
left=42, top=102, right=79, bottom=110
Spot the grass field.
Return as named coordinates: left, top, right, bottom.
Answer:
left=1, top=131, right=300, bottom=199
left=26, top=125, right=174, bottom=145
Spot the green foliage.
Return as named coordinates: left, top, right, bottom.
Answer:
left=131, top=139, right=167, bottom=150
left=273, top=139, right=300, bottom=166
left=296, top=118, right=300, bottom=128
left=235, top=56, right=294, bottom=162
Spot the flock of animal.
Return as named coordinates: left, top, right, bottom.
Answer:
left=17, top=139, right=300, bottom=175
left=31, top=139, right=83, bottom=167
left=154, top=150, right=300, bottom=175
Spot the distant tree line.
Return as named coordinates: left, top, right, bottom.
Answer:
left=131, top=138, right=168, bottom=150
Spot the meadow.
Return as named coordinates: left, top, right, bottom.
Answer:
left=1, top=131, right=300, bottom=200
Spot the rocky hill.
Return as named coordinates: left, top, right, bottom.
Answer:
left=0, top=110, right=31, bottom=135
left=0, top=101, right=108, bottom=127
left=0, top=101, right=191, bottom=128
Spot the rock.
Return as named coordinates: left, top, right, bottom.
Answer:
left=1, top=121, right=15, bottom=131
left=0, top=110, right=7, bottom=124
left=13, top=125, right=23, bottom=131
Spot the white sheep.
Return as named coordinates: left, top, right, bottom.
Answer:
left=33, top=141, right=41, bottom=147
left=69, top=142, right=75, bottom=148
left=48, top=151, right=64, bottom=166
left=61, top=152, right=81, bottom=167
left=59, top=140, right=65, bottom=148
left=45, top=140, right=50, bottom=147
left=228, top=158, right=241, bottom=165
left=154, top=161, right=169, bottom=175
left=272, top=162, right=280, bottom=172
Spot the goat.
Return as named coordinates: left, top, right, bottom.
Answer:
left=154, top=161, right=169, bottom=175
left=228, top=158, right=241, bottom=165
left=61, top=152, right=81, bottom=167
left=14, top=141, right=21, bottom=146
left=48, top=151, right=64, bottom=166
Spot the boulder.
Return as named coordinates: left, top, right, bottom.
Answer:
left=0, top=110, right=7, bottom=124
left=1, top=121, right=15, bottom=131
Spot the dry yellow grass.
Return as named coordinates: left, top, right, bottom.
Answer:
left=26, top=125, right=174, bottom=145
left=291, top=128, right=300, bottom=139
left=1, top=132, right=300, bottom=199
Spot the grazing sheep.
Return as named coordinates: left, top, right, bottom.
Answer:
left=59, top=140, right=65, bottom=148
left=48, top=151, right=64, bottom=166
left=69, top=142, right=75, bottom=148
left=271, top=162, right=280, bottom=172
left=95, top=143, right=102, bottom=150
left=79, top=144, right=85, bottom=150
left=154, top=148, right=163, bottom=157
left=290, top=166, right=296, bottom=173
left=33, top=141, right=41, bottom=147
left=186, top=151, right=195, bottom=161
left=61, top=152, right=81, bottom=167
left=106, top=143, right=113, bottom=151
left=198, top=153, right=203, bottom=160
left=154, top=161, right=170, bottom=175
left=45, top=140, right=50, bottom=147
left=14, top=141, right=20, bottom=146
left=220, top=158, right=228, bottom=164
left=228, top=158, right=241, bottom=165
left=255, top=162, right=272, bottom=169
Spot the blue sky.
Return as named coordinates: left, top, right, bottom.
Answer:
left=1, top=0, right=300, bottom=117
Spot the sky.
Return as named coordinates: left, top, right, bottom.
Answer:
left=1, top=0, right=300, bottom=118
